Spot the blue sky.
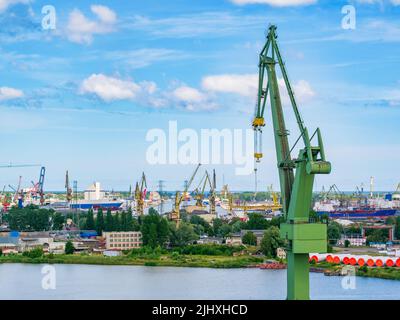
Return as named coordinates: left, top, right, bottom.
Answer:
left=0, top=0, right=399, bottom=192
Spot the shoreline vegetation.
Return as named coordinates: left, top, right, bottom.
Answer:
left=2, top=251, right=400, bottom=281
left=0, top=252, right=264, bottom=268
left=312, top=261, right=400, bottom=281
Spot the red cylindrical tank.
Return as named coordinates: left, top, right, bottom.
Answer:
left=333, top=256, right=341, bottom=264
left=349, top=257, right=357, bottom=266
left=357, top=257, right=365, bottom=266
left=375, top=258, right=384, bottom=267
left=367, top=257, right=375, bottom=267
left=309, top=255, right=318, bottom=263
left=308, top=253, right=326, bottom=263
left=384, top=257, right=394, bottom=267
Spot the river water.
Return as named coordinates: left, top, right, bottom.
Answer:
left=0, top=263, right=399, bottom=300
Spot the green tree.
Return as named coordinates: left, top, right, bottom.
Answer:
left=245, top=213, right=269, bottom=230
left=96, top=209, right=104, bottom=235
left=190, top=215, right=213, bottom=235
left=52, top=212, right=65, bottom=230
left=242, top=231, right=257, bottom=246
left=22, top=247, right=43, bottom=258
left=169, top=222, right=199, bottom=247
left=8, top=205, right=51, bottom=231
left=327, top=222, right=341, bottom=245
left=65, top=241, right=74, bottom=254
left=85, top=209, right=95, bottom=230
left=126, top=208, right=139, bottom=231
left=114, top=213, right=121, bottom=231
left=395, top=217, right=400, bottom=240
left=231, top=219, right=245, bottom=233
left=309, top=210, right=320, bottom=223
left=141, top=209, right=170, bottom=248
left=120, top=211, right=128, bottom=231
left=260, top=226, right=283, bottom=258
left=105, top=209, right=113, bottom=231
left=212, top=218, right=223, bottom=235
left=367, top=229, right=388, bottom=244
left=218, top=224, right=232, bottom=238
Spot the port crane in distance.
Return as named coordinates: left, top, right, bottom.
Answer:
left=65, top=170, right=73, bottom=203
left=170, top=163, right=201, bottom=228
left=193, top=170, right=210, bottom=207
left=209, top=169, right=216, bottom=216
left=252, top=25, right=331, bottom=300
left=135, top=172, right=147, bottom=216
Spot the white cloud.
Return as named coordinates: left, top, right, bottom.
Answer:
left=0, top=0, right=30, bottom=13
left=172, top=85, right=218, bottom=111
left=66, top=6, right=117, bottom=44
left=80, top=74, right=145, bottom=102
left=202, top=73, right=315, bottom=104
left=391, top=0, right=400, bottom=5
left=0, top=86, right=24, bottom=101
left=90, top=5, right=117, bottom=24
left=283, top=79, right=315, bottom=103
left=202, top=74, right=257, bottom=97
left=173, top=86, right=206, bottom=103
left=230, top=0, right=317, bottom=6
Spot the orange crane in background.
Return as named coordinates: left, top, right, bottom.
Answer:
left=135, top=172, right=147, bottom=216
left=171, top=164, right=201, bottom=227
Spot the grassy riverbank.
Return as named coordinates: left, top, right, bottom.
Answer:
left=314, top=261, right=400, bottom=281
left=0, top=253, right=264, bottom=268
left=2, top=254, right=400, bottom=280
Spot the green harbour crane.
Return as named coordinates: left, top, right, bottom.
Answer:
left=252, top=25, right=331, bottom=300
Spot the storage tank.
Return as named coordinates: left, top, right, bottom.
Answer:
left=309, top=253, right=327, bottom=263
left=349, top=257, right=357, bottom=266
left=343, top=256, right=350, bottom=265
left=374, top=257, right=384, bottom=267
left=382, top=257, right=395, bottom=267
left=357, top=256, right=370, bottom=266
left=332, top=254, right=347, bottom=264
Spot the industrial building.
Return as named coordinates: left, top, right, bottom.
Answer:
left=103, top=231, right=142, bottom=251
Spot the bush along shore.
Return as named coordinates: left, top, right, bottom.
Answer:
left=2, top=245, right=400, bottom=280
left=312, top=261, right=400, bottom=281
left=0, top=245, right=264, bottom=269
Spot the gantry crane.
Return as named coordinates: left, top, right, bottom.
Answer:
left=252, top=25, right=331, bottom=300
left=38, top=166, right=45, bottom=205
left=65, top=170, right=73, bottom=203
left=209, top=169, right=217, bottom=216
left=194, top=171, right=210, bottom=207
left=171, top=164, right=201, bottom=227
left=135, top=172, right=147, bottom=216
left=9, top=175, right=22, bottom=206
